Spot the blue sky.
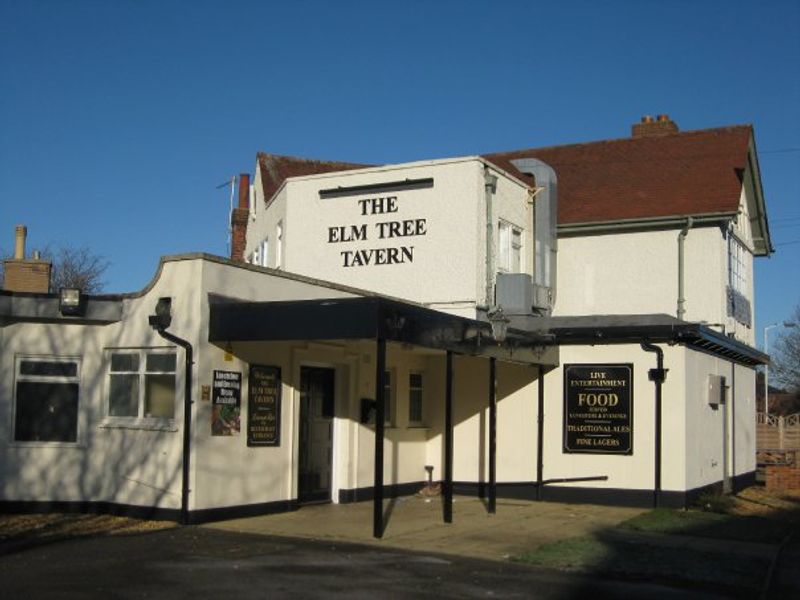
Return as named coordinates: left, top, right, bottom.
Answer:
left=1, top=0, right=798, bottom=344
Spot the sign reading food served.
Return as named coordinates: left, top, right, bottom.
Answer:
left=563, top=364, right=633, bottom=455
left=247, top=365, right=281, bottom=447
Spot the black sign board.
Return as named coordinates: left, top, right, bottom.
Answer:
left=563, top=364, right=633, bottom=455
left=247, top=365, right=281, bottom=447
left=212, top=370, right=241, bottom=436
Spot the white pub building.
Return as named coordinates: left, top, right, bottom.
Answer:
left=1, top=116, right=770, bottom=535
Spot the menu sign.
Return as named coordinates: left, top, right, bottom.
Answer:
left=247, top=365, right=281, bottom=447
left=563, top=364, right=633, bottom=455
left=211, top=370, right=241, bottom=436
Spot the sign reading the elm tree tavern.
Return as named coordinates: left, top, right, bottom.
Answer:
left=326, top=195, right=428, bottom=267
left=247, top=365, right=281, bottom=447
left=563, top=364, right=633, bottom=455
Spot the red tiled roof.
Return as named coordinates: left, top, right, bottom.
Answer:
left=484, top=125, right=753, bottom=225
left=257, top=152, right=367, bottom=202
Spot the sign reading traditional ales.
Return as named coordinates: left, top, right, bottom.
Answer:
left=211, top=370, right=241, bottom=436
left=247, top=365, right=281, bottom=447
left=563, top=364, right=633, bottom=455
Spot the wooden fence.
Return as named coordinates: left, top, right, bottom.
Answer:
left=757, top=412, right=800, bottom=450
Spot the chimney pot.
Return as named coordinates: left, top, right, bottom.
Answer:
left=632, top=114, right=679, bottom=138
left=14, top=225, right=27, bottom=260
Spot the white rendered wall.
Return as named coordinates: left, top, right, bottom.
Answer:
left=543, top=344, right=687, bottom=493
left=247, top=158, right=533, bottom=317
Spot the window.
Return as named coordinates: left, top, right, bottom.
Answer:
left=408, top=372, right=424, bottom=425
left=107, top=350, right=177, bottom=421
left=382, top=370, right=393, bottom=425
left=498, top=221, right=522, bottom=273
left=728, top=236, right=747, bottom=294
left=276, top=221, right=284, bottom=269
left=260, top=237, right=269, bottom=267
left=14, top=357, right=80, bottom=443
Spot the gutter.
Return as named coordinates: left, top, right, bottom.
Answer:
left=558, top=212, right=737, bottom=236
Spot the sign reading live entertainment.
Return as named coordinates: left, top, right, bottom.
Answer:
left=247, top=365, right=281, bottom=447
left=326, top=195, right=428, bottom=267
left=211, top=370, right=241, bottom=436
left=563, top=364, right=633, bottom=455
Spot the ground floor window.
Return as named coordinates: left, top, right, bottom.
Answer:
left=107, top=349, right=177, bottom=421
left=409, top=372, right=424, bottom=425
left=14, top=357, right=80, bottom=443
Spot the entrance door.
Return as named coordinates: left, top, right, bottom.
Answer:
left=299, top=367, right=335, bottom=503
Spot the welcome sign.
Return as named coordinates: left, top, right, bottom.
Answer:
left=563, top=364, right=633, bottom=455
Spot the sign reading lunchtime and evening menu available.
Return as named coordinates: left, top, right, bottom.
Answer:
left=247, top=365, right=281, bottom=447
left=563, top=364, right=633, bottom=455
left=211, top=370, right=241, bottom=436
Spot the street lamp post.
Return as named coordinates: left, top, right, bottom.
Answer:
left=764, top=321, right=797, bottom=418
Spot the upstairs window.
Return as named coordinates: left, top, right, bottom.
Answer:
left=498, top=221, right=522, bottom=273
left=14, top=357, right=80, bottom=443
left=260, top=237, right=269, bottom=267
left=276, top=221, right=284, bottom=269
left=107, top=350, right=177, bottom=421
left=728, top=236, right=747, bottom=294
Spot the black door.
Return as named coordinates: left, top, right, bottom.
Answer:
left=298, top=367, right=335, bottom=503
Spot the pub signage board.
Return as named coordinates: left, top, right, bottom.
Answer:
left=563, top=364, right=633, bottom=455
left=247, top=365, right=281, bottom=447
left=211, top=370, right=241, bottom=436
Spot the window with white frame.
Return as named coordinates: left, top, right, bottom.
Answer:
left=260, top=237, right=269, bottom=267
left=382, top=370, right=393, bottom=425
left=497, top=221, right=522, bottom=273
left=107, top=350, right=177, bottom=421
left=728, top=236, right=747, bottom=294
left=14, top=357, right=80, bottom=443
left=408, top=372, right=424, bottom=425
left=276, top=221, right=284, bottom=269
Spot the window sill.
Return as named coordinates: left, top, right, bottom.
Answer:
left=99, top=419, right=178, bottom=432
left=407, top=425, right=430, bottom=430
left=8, top=440, right=84, bottom=449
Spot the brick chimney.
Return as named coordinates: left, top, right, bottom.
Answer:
left=230, top=174, right=250, bottom=262
left=632, top=114, right=679, bottom=138
left=3, top=225, right=52, bottom=293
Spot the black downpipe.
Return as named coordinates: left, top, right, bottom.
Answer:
left=374, top=338, right=386, bottom=538
left=536, top=365, right=545, bottom=501
left=641, top=342, right=667, bottom=509
left=154, top=328, right=194, bottom=525
left=730, top=361, right=736, bottom=490
left=488, top=357, right=496, bottom=514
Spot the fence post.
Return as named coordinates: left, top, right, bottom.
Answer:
left=779, top=416, right=785, bottom=450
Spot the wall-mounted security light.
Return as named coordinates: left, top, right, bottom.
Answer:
left=487, top=307, right=510, bottom=344
left=59, top=288, right=84, bottom=316
left=148, top=297, right=172, bottom=331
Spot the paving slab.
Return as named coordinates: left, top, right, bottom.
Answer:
left=206, top=495, right=645, bottom=561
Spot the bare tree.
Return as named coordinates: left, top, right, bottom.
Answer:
left=771, top=304, right=800, bottom=395
left=1, top=244, right=110, bottom=294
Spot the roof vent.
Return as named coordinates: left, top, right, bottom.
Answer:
left=632, top=114, right=679, bottom=138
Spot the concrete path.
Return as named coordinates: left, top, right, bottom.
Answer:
left=207, top=495, right=645, bottom=562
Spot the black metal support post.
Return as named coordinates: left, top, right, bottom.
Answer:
left=488, top=357, right=496, bottom=514
left=374, top=338, right=386, bottom=538
left=536, top=365, right=545, bottom=501
left=153, top=328, right=194, bottom=526
left=641, top=342, right=667, bottom=509
left=444, top=350, right=454, bottom=524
